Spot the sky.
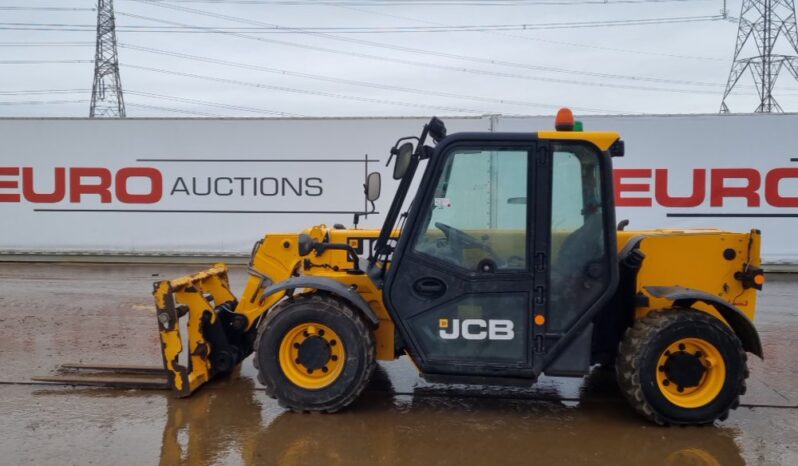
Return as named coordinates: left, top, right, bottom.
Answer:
left=2, top=0, right=798, bottom=118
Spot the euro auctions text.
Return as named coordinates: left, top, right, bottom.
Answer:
left=0, top=166, right=323, bottom=204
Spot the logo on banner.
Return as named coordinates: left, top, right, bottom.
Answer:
left=0, top=167, right=326, bottom=204
left=614, top=167, right=798, bottom=215
left=0, top=167, right=163, bottom=204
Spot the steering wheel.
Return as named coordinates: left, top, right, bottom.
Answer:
left=435, top=222, right=501, bottom=269
left=435, top=222, right=484, bottom=248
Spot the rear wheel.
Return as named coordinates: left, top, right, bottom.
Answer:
left=255, top=293, right=375, bottom=413
left=616, top=309, right=748, bottom=425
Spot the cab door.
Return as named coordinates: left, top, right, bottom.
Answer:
left=384, top=136, right=543, bottom=378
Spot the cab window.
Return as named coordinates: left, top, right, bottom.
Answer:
left=413, top=147, right=528, bottom=272
left=548, top=143, right=610, bottom=332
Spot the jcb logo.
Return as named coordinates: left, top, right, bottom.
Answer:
left=438, top=318, right=514, bottom=341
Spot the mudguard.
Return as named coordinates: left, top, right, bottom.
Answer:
left=260, top=276, right=380, bottom=327
left=644, top=286, right=763, bottom=358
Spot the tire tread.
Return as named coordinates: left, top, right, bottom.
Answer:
left=615, top=308, right=748, bottom=426
left=254, top=292, right=376, bottom=413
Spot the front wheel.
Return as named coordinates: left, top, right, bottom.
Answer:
left=616, top=309, right=748, bottom=425
left=255, top=293, right=375, bottom=413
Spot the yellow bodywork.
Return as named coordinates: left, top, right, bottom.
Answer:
left=153, top=223, right=762, bottom=397
left=618, top=228, right=762, bottom=322
left=153, top=226, right=396, bottom=396
left=538, top=130, right=620, bottom=151
left=154, top=265, right=238, bottom=396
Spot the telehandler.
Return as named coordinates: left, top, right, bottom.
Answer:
left=50, top=109, right=766, bottom=425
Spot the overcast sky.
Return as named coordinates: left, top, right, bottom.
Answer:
left=2, top=0, right=797, bottom=118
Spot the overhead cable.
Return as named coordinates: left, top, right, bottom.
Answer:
left=0, top=42, right=94, bottom=47
left=125, top=89, right=304, bottom=116
left=134, top=0, right=712, bottom=5
left=120, top=43, right=727, bottom=98
left=0, top=60, right=92, bottom=64
left=125, top=2, right=728, bottom=85
left=0, top=89, right=89, bottom=95
left=0, top=99, right=90, bottom=106
left=0, top=6, right=95, bottom=11
left=115, top=11, right=727, bottom=93
left=333, top=2, right=726, bottom=61
left=123, top=63, right=625, bottom=113
left=0, top=15, right=725, bottom=32
left=126, top=102, right=222, bottom=116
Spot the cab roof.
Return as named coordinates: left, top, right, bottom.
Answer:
left=435, top=130, right=621, bottom=153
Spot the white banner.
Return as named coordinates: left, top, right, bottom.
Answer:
left=1, top=114, right=796, bottom=264
left=499, top=114, right=798, bottom=265
left=0, top=117, right=486, bottom=255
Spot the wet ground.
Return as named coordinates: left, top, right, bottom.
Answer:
left=0, top=263, right=796, bottom=466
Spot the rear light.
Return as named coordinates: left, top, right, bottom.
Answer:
left=735, top=266, right=765, bottom=290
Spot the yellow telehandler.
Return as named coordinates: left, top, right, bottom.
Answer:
left=42, top=110, right=767, bottom=425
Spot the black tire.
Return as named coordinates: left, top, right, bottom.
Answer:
left=616, top=308, right=748, bottom=425
left=255, top=293, right=376, bottom=413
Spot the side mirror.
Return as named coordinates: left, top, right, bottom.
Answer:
left=393, top=142, right=413, bottom=180
left=365, top=172, right=381, bottom=202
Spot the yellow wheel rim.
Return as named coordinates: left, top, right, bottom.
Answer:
left=656, top=337, right=726, bottom=408
left=278, top=322, right=345, bottom=390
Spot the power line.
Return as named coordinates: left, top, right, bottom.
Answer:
left=119, top=42, right=727, bottom=107
left=119, top=8, right=736, bottom=93
left=0, top=0, right=727, bottom=114
left=125, top=90, right=304, bottom=116
left=0, top=89, right=89, bottom=96
left=0, top=14, right=726, bottom=32
left=123, top=44, right=649, bottom=111
left=133, top=0, right=712, bottom=5
left=0, top=60, right=92, bottom=64
left=115, top=10, right=728, bottom=93
left=121, top=63, right=508, bottom=114
left=129, top=0, right=729, bottom=68
left=0, top=6, right=95, bottom=11
left=126, top=102, right=222, bottom=116
left=0, top=23, right=99, bottom=27
left=0, top=42, right=94, bottom=47
left=0, top=99, right=90, bottom=106
left=124, top=0, right=728, bottom=35
left=0, top=1, right=726, bottom=60
left=125, top=2, right=726, bottom=86
left=124, top=63, right=621, bottom=114
left=0, top=88, right=299, bottom=116
left=334, top=2, right=727, bottom=61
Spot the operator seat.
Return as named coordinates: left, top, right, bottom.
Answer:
left=550, top=205, right=605, bottom=328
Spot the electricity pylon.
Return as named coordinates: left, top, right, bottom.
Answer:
left=720, top=0, right=798, bottom=113
left=90, top=0, right=125, bottom=117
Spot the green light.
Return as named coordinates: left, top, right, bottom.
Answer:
left=574, top=121, right=584, bottom=132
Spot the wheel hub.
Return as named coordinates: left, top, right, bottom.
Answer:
left=297, top=336, right=332, bottom=371
left=655, top=337, right=727, bottom=408
left=278, top=322, right=346, bottom=390
left=663, top=351, right=706, bottom=388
